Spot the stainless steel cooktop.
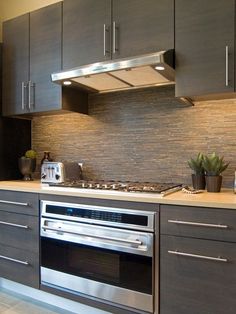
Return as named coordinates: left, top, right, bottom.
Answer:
left=47, top=180, right=182, bottom=196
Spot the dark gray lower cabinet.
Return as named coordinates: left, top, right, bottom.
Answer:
left=160, top=205, right=236, bottom=314
left=160, top=235, right=236, bottom=314
left=0, top=245, right=39, bottom=289
left=0, top=191, right=39, bottom=288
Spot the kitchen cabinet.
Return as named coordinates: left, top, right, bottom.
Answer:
left=2, top=2, right=88, bottom=116
left=175, top=0, right=235, bottom=98
left=160, top=204, right=236, bottom=314
left=0, top=45, right=31, bottom=179
left=63, top=0, right=174, bottom=68
left=0, top=191, right=39, bottom=288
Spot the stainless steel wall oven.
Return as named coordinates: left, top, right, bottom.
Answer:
left=40, top=200, right=156, bottom=313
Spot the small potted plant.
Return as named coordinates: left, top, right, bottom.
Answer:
left=187, top=152, right=205, bottom=190
left=18, top=150, right=37, bottom=181
left=202, top=152, right=229, bottom=192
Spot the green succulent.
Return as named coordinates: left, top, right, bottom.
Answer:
left=187, top=152, right=204, bottom=175
left=25, top=150, right=37, bottom=159
left=202, top=152, right=229, bottom=176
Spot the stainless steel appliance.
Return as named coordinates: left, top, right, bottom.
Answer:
left=41, top=162, right=65, bottom=183
left=51, top=50, right=194, bottom=106
left=46, top=180, right=182, bottom=197
left=40, top=200, right=156, bottom=313
left=41, top=162, right=83, bottom=184
left=51, top=50, right=175, bottom=92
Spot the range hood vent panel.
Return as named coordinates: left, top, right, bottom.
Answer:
left=72, top=73, right=130, bottom=92
left=51, top=50, right=175, bottom=93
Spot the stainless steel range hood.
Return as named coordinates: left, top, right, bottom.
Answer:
left=51, top=50, right=175, bottom=93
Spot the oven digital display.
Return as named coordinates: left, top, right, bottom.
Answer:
left=45, top=204, right=148, bottom=226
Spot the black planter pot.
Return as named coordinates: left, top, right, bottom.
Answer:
left=191, top=174, right=206, bottom=190
left=205, top=175, right=222, bottom=192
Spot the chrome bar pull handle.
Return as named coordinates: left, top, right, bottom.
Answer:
left=112, top=21, right=118, bottom=54
left=226, top=45, right=229, bottom=86
left=0, top=254, right=29, bottom=265
left=21, top=82, right=27, bottom=110
left=0, top=199, right=29, bottom=206
left=28, top=80, right=31, bottom=110
left=0, top=220, right=29, bottom=229
left=28, top=81, right=35, bottom=110
left=168, top=250, right=228, bottom=262
left=103, top=24, right=109, bottom=56
left=42, top=225, right=142, bottom=246
left=168, top=219, right=228, bottom=229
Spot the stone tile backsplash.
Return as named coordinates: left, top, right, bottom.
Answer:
left=32, top=85, right=236, bottom=187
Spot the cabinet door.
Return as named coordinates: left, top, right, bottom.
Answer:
left=0, top=244, right=39, bottom=288
left=30, top=3, right=62, bottom=113
left=175, top=0, right=235, bottom=97
left=63, top=0, right=111, bottom=69
left=160, top=235, right=236, bottom=314
left=112, top=0, right=174, bottom=59
left=2, top=14, right=29, bottom=116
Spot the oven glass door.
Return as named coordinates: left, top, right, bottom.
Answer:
left=41, top=237, right=152, bottom=294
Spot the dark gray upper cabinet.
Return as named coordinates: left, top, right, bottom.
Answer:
left=63, top=0, right=111, bottom=69
left=175, top=0, right=235, bottom=98
left=29, top=3, right=62, bottom=113
left=63, top=0, right=174, bottom=68
left=2, top=14, right=29, bottom=116
left=112, top=0, right=174, bottom=59
left=3, top=3, right=88, bottom=116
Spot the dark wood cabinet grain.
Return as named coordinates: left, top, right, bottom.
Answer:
left=29, top=3, right=62, bottom=113
left=160, top=235, right=236, bottom=314
left=175, top=0, right=235, bottom=97
left=0, top=191, right=39, bottom=215
left=160, top=204, right=236, bottom=242
left=112, top=0, right=174, bottom=59
left=63, top=0, right=174, bottom=69
left=2, top=3, right=87, bottom=116
left=2, top=14, right=29, bottom=116
left=0, top=244, right=39, bottom=289
left=0, top=211, right=39, bottom=253
left=63, top=0, right=111, bottom=68
left=0, top=191, right=39, bottom=288
left=160, top=205, right=236, bottom=314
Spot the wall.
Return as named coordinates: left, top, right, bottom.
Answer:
left=0, top=0, right=61, bottom=41
left=32, top=85, right=236, bottom=188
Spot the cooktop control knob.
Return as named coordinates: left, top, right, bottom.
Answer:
left=55, top=174, right=60, bottom=180
left=41, top=173, right=46, bottom=179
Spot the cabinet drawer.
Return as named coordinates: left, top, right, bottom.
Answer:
left=160, top=205, right=236, bottom=242
left=0, top=191, right=38, bottom=215
left=0, top=244, right=39, bottom=288
left=0, top=211, right=39, bottom=253
left=160, top=235, right=236, bottom=314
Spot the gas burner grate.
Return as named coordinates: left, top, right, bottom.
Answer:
left=49, top=180, right=182, bottom=194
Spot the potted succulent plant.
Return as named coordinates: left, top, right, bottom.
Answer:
left=187, top=152, right=205, bottom=190
left=202, top=152, right=229, bottom=192
left=18, top=150, right=37, bottom=181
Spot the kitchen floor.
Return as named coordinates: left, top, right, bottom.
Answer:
left=0, top=288, right=75, bottom=314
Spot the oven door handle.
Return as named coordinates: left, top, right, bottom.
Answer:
left=42, top=225, right=143, bottom=246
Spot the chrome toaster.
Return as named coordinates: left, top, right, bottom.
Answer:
left=41, top=162, right=65, bottom=183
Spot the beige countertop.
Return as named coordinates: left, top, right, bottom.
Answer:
left=0, top=180, right=236, bottom=209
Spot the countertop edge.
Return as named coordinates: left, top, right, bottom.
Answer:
left=0, top=181, right=236, bottom=209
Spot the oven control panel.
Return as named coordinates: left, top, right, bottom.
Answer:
left=40, top=201, right=155, bottom=232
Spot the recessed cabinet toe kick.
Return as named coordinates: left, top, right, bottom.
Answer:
left=40, top=200, right=156, bottom=313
